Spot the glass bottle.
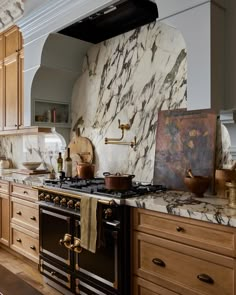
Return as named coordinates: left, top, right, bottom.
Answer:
left=64, top=148, right=72, bottom=178
left=57, top=152, right=63, bottom=173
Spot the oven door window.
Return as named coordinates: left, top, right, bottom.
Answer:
left=75, top=221, right=118, bottom=289
left=40, top=208, right=72, bottom=266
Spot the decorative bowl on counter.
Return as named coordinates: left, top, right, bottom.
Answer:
left=184, top=176, right=211, bottom=198
left=22, top=162, right=41, bottom=170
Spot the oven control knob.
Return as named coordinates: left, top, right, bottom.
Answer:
left=67, top=200, right=74, bottom=208
left=60, top=198, right=67, bottom=206
left=45, top=194, right=51, bottom=202
left=53, top=196, right=60, bottom=205
left=75, top=201, right=80, bottom=210
left=39, top=193, right=45, bottom=201
left=104, top=208, right=113, bottom=219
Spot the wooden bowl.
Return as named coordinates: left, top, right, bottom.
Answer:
left=184, top=176, right=210, bottom=198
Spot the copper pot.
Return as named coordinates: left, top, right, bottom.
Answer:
left=103, top=172, right=135, bottom=190
left=77, top=163, right=95, bottom=179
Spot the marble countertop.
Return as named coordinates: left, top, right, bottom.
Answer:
left=1, top=169, right=236, bottom=228
left=125, top=191, right=236, bottom=227
left=0, top=169, right=46, bottom=186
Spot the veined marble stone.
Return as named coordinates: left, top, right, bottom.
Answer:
left=71, top=21, right=187, bottom=182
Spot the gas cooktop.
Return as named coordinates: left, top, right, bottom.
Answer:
left=43, top=177, right=166, bottom=198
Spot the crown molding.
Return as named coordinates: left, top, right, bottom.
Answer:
left=16, top=0, right=118, bottom=44
left=0, top=0, right=24, bottom=32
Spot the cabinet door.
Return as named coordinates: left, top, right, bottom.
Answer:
left=0, top=193, right=10, bottom=246
left=4, top=26, right=20, bottom=57
left=18, top=49, right=24, bottom=128
left=4, top=53, right=19, bottom=130
left=0, top=61, right=3, bottom=130
left=0, top=33, right=4, bottom=60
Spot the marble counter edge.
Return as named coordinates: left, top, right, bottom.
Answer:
left=125, top=190, right=236, bottom=228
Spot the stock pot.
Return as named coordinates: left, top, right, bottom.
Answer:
left=103, top=172, right=135, bottom=190
left=77, top=163, right=95, bottom=179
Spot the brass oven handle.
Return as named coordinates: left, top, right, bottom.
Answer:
left=197, top=274, right=214, bottom=284
left=152, top=258, right=166, bottom=267
left=16, top=211, right=22, bottom=215
left=59, top=234, right=72, bottom=249
left=70, top=237, right=83, bottom=253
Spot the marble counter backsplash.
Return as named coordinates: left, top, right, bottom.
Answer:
left=71, top=21, right=187, bottom=181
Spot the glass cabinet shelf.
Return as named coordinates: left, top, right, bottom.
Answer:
left=34, top=100, right=70, bottom=126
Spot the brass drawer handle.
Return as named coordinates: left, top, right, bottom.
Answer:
left=176, top=226, right=184, bottom=232
left=16, top=211, right=22, bottom=215
left=23, top=191, right=28, bottom=194
left=16, top=238, right=22, bottom=243
left=30, top=245, right=36, bottom=250
left=152, top=258, right=165, bottom=267
left=30, top=216, right=36, bottom=221
left=197, top=274, right=214, bottom=284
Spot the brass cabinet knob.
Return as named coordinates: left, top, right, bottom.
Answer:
left=30, top=216, right=36, bottom=221
left=16, top=238, right=22, bottom=243
left=30, top=245, right=36, bottom=250
left=23, top=190, right=28, bottom=194
left=16, top=211, right=22, bottom=215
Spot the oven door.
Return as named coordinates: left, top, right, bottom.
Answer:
left=39, top=206, right=73, bottom=267
left=74, top=218, right=120, bottom=290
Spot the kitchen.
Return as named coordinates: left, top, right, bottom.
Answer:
left=0, top=0, right=236, bottom=294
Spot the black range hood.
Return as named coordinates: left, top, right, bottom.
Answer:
left=58, top=0, right=158, bottom=43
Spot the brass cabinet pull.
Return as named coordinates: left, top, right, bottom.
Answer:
left=16, top=211, right=22, bottom=215
left=197, top=274, right=214, bottom=284
left=23, top=191, right=28, bottom=194
left=152, top=258, right=165, bottom=267
left=30, top=245, right=36, bottom=250
left=16, top=238, right=22, bottom=243
left=70, top=237, right=82, bottom=253
left=176, top=226, right=184, bottom=232
left=30, top=216, right=36, bottom=221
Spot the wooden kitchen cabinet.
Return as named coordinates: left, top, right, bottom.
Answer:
left=0, top=26, right=23, bottom=131
left=132, top=208, right=236, bottom=295
left=0, top=180, right=10, bottom=246
left=10, top=183, right=39, bottom=264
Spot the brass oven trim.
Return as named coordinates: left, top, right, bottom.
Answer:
left=34, top=186, right=117, bottom=206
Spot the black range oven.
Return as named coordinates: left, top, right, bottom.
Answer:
left=37, top=178, right=166, bottom=295
left=38, top=188, right=130, bottom=295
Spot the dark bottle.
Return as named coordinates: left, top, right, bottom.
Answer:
left=64, top=148, right=72, bottom=178
left=57, top=152, right=63, bottom=173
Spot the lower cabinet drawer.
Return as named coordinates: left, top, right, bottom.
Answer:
left=134, top=232, right=234, bottom=295
left=11, top=197, right=39, bottom=233
left=133, top=276, right=178, bottom=295
left=10, top=223, right=39, bottom=263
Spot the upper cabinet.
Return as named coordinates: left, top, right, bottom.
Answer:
left=0, top=26, right=23, bottom=131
